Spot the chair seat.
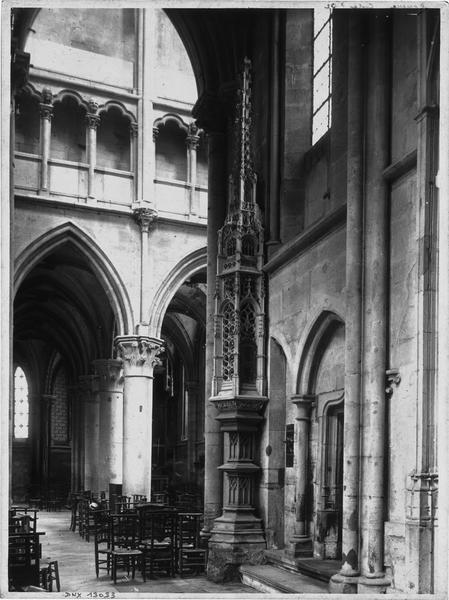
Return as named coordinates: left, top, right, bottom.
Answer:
left=111, top=548, right=142, bottom=556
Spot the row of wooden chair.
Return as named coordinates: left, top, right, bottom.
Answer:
left=8, top=505, right=62, bottom=592
left=93, top=509, right=206, bottom=583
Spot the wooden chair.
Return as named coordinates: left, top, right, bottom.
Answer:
left=9, top=532, right=43, bottom=589
left=177, top=512, right=206, bottom=577
left=139, top=509, right=177, bottom=579
left=39, top=560, right=60, bottom=592
left=94, top=521, right=112, bottom=578
left=115, top=496, right=133, bottom=513
left=109, top=514, right=144, bottom=584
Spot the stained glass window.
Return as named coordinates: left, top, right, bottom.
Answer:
left=14, top=366, right=29, bottom=439
left=312, top=7, right=333, bottom=145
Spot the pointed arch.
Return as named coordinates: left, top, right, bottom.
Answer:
left=296, top=310, right=345, bottom=395
left=14, top=222, right=134, bottom=335
left=148, top=246, right=207, bottom=338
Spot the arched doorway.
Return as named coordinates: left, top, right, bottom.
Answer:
left=293, top=312, right=345, bottom=562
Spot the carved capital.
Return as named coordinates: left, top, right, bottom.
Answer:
left=92, top=359, right=123, bottom=393
left=386, top=368, right=401, bottom=398
left=152, top=125, right=159, bottom=142
left=186, top=122, right=200, bottom=150
left=86, top=113, right=100, bottom=129
left=39, top=103, right=53, bottom=121
left=78, top=374, right=99, bottom=402
left=115, top=335, right=164, bottom=373
left=130, top=121, right=138, bottom=138
left=133, top=207, right=158, bottom=233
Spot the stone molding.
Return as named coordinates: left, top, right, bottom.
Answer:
left=291, top=394, right=315, bottom=421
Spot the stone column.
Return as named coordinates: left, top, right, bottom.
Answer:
left=80, top=375, right=99, bottom=493
left=267, top=9, right=281, bottom=256
left=93, top=359, right=124, bottom=493
left=186, top=380, right=199, bottom=480
left=330, top=10, right=364, bottom=594
left=130, top=122, right=138, bottom=201
left=288, top=395, right=314, bottom=556
left=115, top=335, right=164, bottom=498
left=39, top=88, right=53, bottom=193
left=68, top=384, right=81, bottom=492
left=203, top=130, right=228, bottom=537
left=28, top=393, right=41, bottom=486
left=85, top=100, right=100, bottom=199
left=40, top=395, right=55, bottom=491
left=186, top=123, right=200, bottom=215
left=358, top=12, right=390, bottom=594
left=133, top=207, right=158, bottom=325
left=435, top=9, right=449, bottom=593
left=403, top=10, right=439, bottom=594
left=140, top=9, right=157, bottom=204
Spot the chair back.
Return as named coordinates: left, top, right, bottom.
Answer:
left=110, top=513, right=139, bottom=549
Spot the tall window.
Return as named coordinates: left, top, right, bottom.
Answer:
left=14, top=366, right=29, bottom=439
left=312, top=7, right=333, bottom=144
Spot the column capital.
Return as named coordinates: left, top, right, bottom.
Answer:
left=186, top=122, right=200, bottom=150
left=86, top=113, right=100, bottom=129
left=115, top=335, right=164, bottom=373
left=39, top=87, right=53, bottom=120
left=291, top=394, right=315, bottom=420
left=133, top=206, right=158, bottom=233
left=92, top=359, right=123, bottom=393
left=78, top=374, right=99, bottom=401
left=152, top=125, right=159, bottom=142
left=39, top=102, right=53, bottom=121
left=130, top=121, right=138, bottom=138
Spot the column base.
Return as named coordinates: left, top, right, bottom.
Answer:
left=357, top=575, right=390, bottom=594
left=207, top=508, right=266, bottom=582
left=329, top=573, right=358, bottom=594
left=285, top=536, right=313, bottom=558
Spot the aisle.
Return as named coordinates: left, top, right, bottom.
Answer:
left=37, top=510, right=257, bottom=595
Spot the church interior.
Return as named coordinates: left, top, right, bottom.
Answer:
left=3, top=3, right=449, bottom=595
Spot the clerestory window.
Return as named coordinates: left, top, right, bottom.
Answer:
left=312, top=7, right=333, bottom=145
left=14, top=366, right=29, bottom=439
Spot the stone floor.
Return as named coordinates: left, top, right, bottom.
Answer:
left=30, top=509, right=259, bottom=596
